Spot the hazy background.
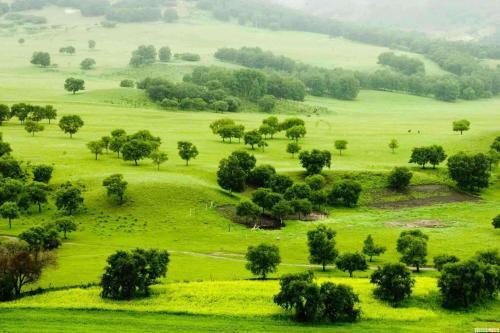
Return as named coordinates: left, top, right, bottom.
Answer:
left=270, top=0, right=500, bottom=42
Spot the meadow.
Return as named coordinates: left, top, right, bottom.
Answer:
left=0, top=3, right=498, bottom=332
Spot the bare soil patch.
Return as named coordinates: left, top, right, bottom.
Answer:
left=385, top=219, right=447, bottom=228
left=371, top=184, right=479, bottom=209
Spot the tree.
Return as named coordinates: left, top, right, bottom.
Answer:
left=236, top=201, right=261, bottom=226
left=80, top=58, right=96, bottom=70
left=18, top=225, right=61, bottom=253
left=54, top=218, right=77, bottom=239
left=257, top=140, right=268, bottom=152
left=362, top=235, right=386, bottom=262
left=474, top=249, right=500, bottom=266
left=370, top=263, right=415, bottom=305
left=433, top=254, right=460, bottom=271
left=396, top=230, right=428, bottom=272
left=434, top=78, right=460, bottom=102
left=59, top=115, right=84, bottom=138
left=32, top=164, right=53, bottom=183
left=409, top=147, right=429, bottom=168
left=299, top=150, right=331, bottom=175
left=177, top=141, right=198, bottom=166
left=427, top=145, right=447, bottom=169
left=245, top=243, right=281, bottom=279
left=55, top=183, right=84, bottom=215
left=336, top=252, right=368, bottom=277
left=453, top=119, right=470, bottom=135
left=64, top=78, right=85, bottom=94
left=120, top=79, right=135, bottom=88
left=262, top=116, right=280, bottom=138
left=102, top=174, right=128, bottom=204
left=438, top=260, right=499, bottom=308
left=447, top=152, right=491, bottom=192
left=285, top=184, right=312, bottom=201
left=258, top=95, right=276, bottom=113
left=211, top=100, right=229, bottom=113
left=30, top=52, right=50, bottom=67
left=247, top=164, right=276, bottom=187
left=0, top=202, right=19, bottom=229
left=158, top=46, right=172, bottom=62
left=150, top=151, right=168, bottom=170
left=286, top=142, right=301, bottom=158
left=307, top=225, right=337, bottom=271
left=491, top=136, right=500, bottom=153
left=286, top=125, right=306, bottom=142
left=18, top=38, right=25, bottom=45
left=244, top=130, right=262, bottom=150
left=334, top=140, right=348, bottom=155
left=59, top=46, right=76, bottom=55
left=101, top=249, right=169, bottom=300
left=387, top=167, right=412, bottom=190
left=129, top=45, right=157, bottom=67
left=268, top=174, right=293, bottom=194
left=163, top=9, right=178, bottom=23
left=327, top=181, right=362, bottom=207
left=493, top=214, right=500, bottom=229
left=0, top=104, right=10, bottom=125
left=320, top=282, right=361, bottom=322
left=0, top=142, right=12, bottom=157
left=87, top=140, right=104, bottom=160
left=305, top=175, right=325, bottom=191
left=217, top=155, right=247, bottom=193
left=210, top=118, right=235, bottom=135
left=0, top=241, right=55, bottom=298
left=409, top=145, right=446, bottom=169
left=388, top=139, right=399, bottom=153
left=44, top=105, right=57, bottom=124
left=271, top=200, right=294, bottom=225
left=122, top=140, right=153, bottom=166
left=24, top=120, right=44, bottom=136
left=88, top=40, right=96, bottom=49
left=110, top=135, right=127, bottom=157
left=291, top=199, right=313, bottom=220
left=26, top=182, right=48, bottom=213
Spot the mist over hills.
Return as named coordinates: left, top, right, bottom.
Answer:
left=271, top=0, right=500, bottom=42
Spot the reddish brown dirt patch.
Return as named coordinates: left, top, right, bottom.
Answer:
left=385, top=220, right=447, bottom=228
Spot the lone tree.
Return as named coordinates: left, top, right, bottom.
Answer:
left=244, top=130, right=262, bottom=150
left=0, top=202, right=19, bottom=229
left=286, top=142, right=301, bottom=158
left=88, top=40, right=96, bottom=49
left=299, top=149, right=331, bottom=175
left=59, top=115, right=84, bottom=138
left=87, top=140, right=104, bottom=160
left=334, top=140, right=348, bottom=155
left=307, top=224, right=338, bottom=271
left=438, top=259, right=499, bottom=308
left=245, top=243, right=281, bottom=279
left=336, top=252, right=368, bottom=277
left=388, top=139, right=399, bottom=153
left=33, top=164, right=53, bottom=183
left=64, top=78, right=85, bottom=94
left=447, top=152, right=491, bottom=192
left=101, top=249, right=169, bottom=300
left=150, top=151, right=168, bottom=170
left=80, top=58, right=96, bottom=70
left=55, top=217, right=77, bottom=239
left=55, top=183, right=84, bottom=215
left=396, top=230, right=428, bottom=272
left=122, top=140, right=153, bottom=166
left=24, top=120, right=44, bottom=136
left=453, top=119, right=470, bottom=135
left=362, top=235, right=386, bottom=262
left=102, top=174, right=128, bottom=204
left=370, top=263, right=415, bottom=305
left=177, top=141, right=198, bottom=166
left=0, top=241, right=56, bottom=299
left=387, top=167, right=412, bottom=190
left=30, top=52, right=51, bottom=67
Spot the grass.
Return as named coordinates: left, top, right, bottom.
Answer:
left=0, top=2, right=498, bottom=332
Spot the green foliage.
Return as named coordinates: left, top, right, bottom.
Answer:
left=245, top=243, right=281, bottom=279
left=32, top=164, right=53, bottom=183
left=163, top=9, right=178, bottom=23
left=120, top=79, right=135, bottom=88
left=438, top=259, right=500, bottom=308
left=244, top=130, right=262, bottom=150
left=493, top=214, right=500, bottom=229
left=247, top=164, right=275, bottom=188
left=80, top=58, right=96, bottom=70
left=158, top=46, right=172, bottom=62
left=87, top=140, right=104, bottom=160
left=122, top=140, right=153, bottom=166
left=298, top=149, right=331, bottom=175
left=30, top=52, right=50, bottom=67
left=388, top=139, right=399, bottom=153
left=387, top=167, right=412, bottom=190
left=378, top=52, right=425, bottom=75
left=307, top=225, right=337, bottom=271
left=59, top=115, right=84, bottom=138
left=396, top=230, right=428, bottom=272
left=24, top=120, right=44, bottom=136
left=268, top=174, right=293, bottom=194
left=270, top=199, right=293, bottom=225
left=286, top=125, right=306, bottom=142
left=336, top=252, right=368, bottom=277
left=257, top=95, right=276, bottom=113
left=452, top=119, right=470, bottom=135
left=149, top=151, right=168, bottom=170
left=409, top=145, right=447, bottom=169
left=54, top=218, right=77, bottom=239
left=64, top=78, right=85, bottom=95
left=102, top=174, right=128, bottom=204
left=59, top=46, right=76, bottom=55
left=19, top=224, right=61, bottom=252
left=0, top=202, right=19, bottom=229
left=177, top=141, right=198, bottom=166
left=447, top=152, right=491, bottom=192
left=370, top=263, right=415, bottom=305
left=130, top=45, right=157, bottom=67
left=88, top=40, right=96, bottom=49
left=236, top=201, right=260, bottom=226
left=101, top=249, right=169, bottom=300
left=55, top=182, right=84, bottom=215
left=286, top=142, right=301, bottom=158
left=362, top=235, right=386, bottom=262
left=433, top=254, right=460, bottom=271
left=327, top=181, right=362, bottom=207
left=217, top=155, right=247, bottom=193
left=334, top=140, right=348, bottom=155
left=0, top=104, right=11, bottom=125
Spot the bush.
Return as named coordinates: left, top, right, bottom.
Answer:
left=433, top=254, right=460, bottom=271
left=447, top=152, right=490, bottom=192
left=120, top=79, right=135, bottom=88
left=370, top=263, right=415, bottom=305
left=327, top=181, right=362, bottom=207
left=438, top=259, right=500, bottom=308
left=175, top=53, right=201, bottom=62
left=160, top=98, right=179, bottom=108
left=387, top=167, right=412, bottom=190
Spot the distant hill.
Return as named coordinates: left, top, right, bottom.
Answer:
left=271, top=0, right=500, bottom=42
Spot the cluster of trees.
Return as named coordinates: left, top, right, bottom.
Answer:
left=0, top=103, right=57, bottom=126
left=137, top=76, right=241, bottom=112
left=377, top=52, right=425, bottom=75
left=129, top=45, right=197, bottom=67
left=30, top=51, right=50, bottom=67
left=59, top=46, right=75, bottom=55
left=87, top=128, right=196, bottom=167
left=214, top=47, right=358, bottom=100
left=409, top=145, right=447, bottom=169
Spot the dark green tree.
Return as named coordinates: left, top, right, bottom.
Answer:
left=370, top=263, right=415, bottom=305
left=307, top=224, right=338, bottom=271
left=447, top=152, right=491, bottom=192
left=55, top=183, right=84, bottom=215
left=64, top=78, right=85, bottom=94
left=387, top=167, right=413, bottom=190
left=55, top=217, right=77, bottom=239
left=245, top=243, right=281, bottom=279
left=58, top=115, right=84, bottom=138
left=177, top=141, right=198, bottom=166
left=336, top=252, right=368, bottom=277
left=299, top=149, right=331, bottom=174
left=0, top=202, right=19, bottom=229
left=362, top=235, right=386, bottom=262
left=102, top=174, right=128, bottom=204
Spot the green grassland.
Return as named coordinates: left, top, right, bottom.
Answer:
left=0, top=3, right=498, bottom=332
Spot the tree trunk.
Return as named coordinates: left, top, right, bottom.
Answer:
left=95, top=153, right=98, bottom=160
left=349, top=271, right=353, bottom=277
left=64, top=230, right=67, bottom=239
left=322, top=262, right=326, bottom=271
left=134, top=160, right=138, bottom=166
left=8, top=217, right=12, bottom=229
left=416, top=264, right=420, bottom=273
left=38, top=203, right=41, bottom=213
left=185, top=160, right=189, bottom=166
left=369, top=256, right=373, bottom=262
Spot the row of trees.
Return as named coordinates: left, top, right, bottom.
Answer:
left=377, top=52, right=425, bottom=75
